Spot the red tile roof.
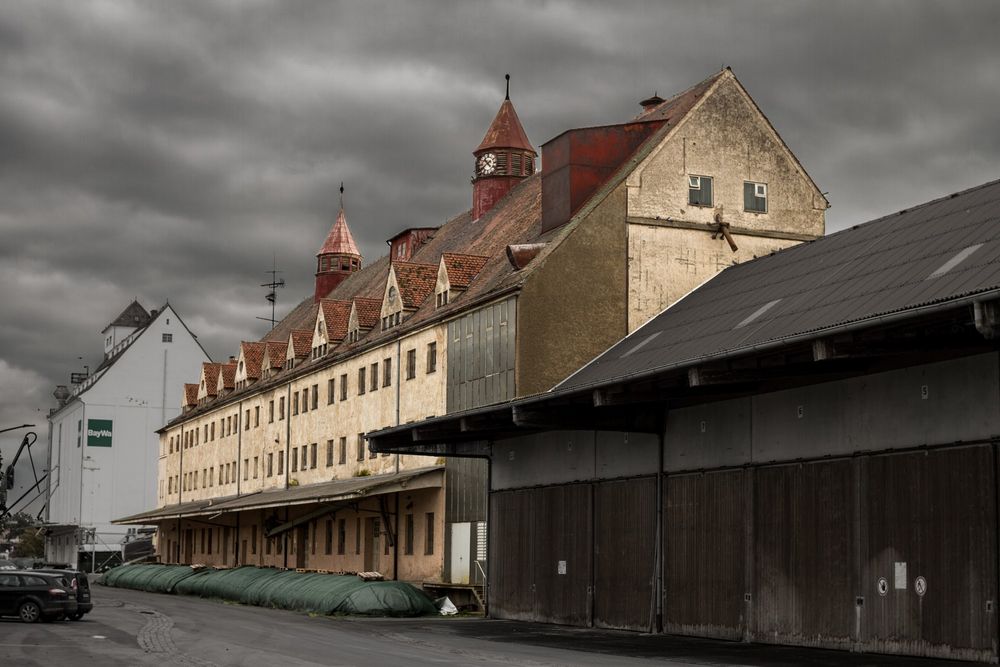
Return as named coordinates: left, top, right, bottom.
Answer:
left=219, top=363, right=237, bottom=390
left=288, top=329, right=312, bottom=358
left=318, top=207, right=361, bottom=257
left=183, top=383, right=199, bottom=407
left=200, top=363, right=223, bottom=396
left=240, top=341, right=265, bottom=379
left=262, top=341, right=287, bottom=370
left=319, top=299, right=352, bottom=342
left=353, top=297, right=382, bottom=329
left=393, top=262, right=438, bottom=310
left=442, top=253, right=489, bottom=290
left=634, top=69, right=725, bottom=124
left=476, top=98, right=535, bottom=154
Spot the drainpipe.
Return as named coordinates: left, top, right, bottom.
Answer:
left=395, top=339, right=401, bottom=474
left=654, top=426, right=665, bottom=633
left=393, top=492, right=400, bottom=581
left=236, top=400, right=243, bottom=565
left=284, top=384, right=292, bottom=489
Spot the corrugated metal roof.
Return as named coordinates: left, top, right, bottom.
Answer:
left=559, top=178, right=1000, bottom=393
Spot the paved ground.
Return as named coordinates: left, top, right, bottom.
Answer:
left=0, top=586, right=975, bottom=666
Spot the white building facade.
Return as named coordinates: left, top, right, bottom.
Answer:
left=45, top=301, right=209, bottom=568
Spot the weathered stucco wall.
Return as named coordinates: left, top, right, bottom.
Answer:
left=517, top=183, right=629, bottom=396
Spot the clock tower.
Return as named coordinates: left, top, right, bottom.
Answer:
left=472, top=75, right=536, bottom=219
left=314, top=184, right=362, bottom=302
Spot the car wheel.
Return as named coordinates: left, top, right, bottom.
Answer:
left=18, top=601, right=41, bottom=623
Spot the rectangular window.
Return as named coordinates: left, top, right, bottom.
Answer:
left=370, top=363, right=378, bottom=391
left=209, top=467, right=214, bottom=487
left=337, top=518, right=346, bottom=555
left=339, top=436, right=347, bottom=464
left=325, top=520, right=333, bottom=555
left=311, top=384, right=318, bottom=410
left=210, top=422, right=215, bottom=440
left=688, top=174, right=713, bottom=206
left=358, top=368, right=366, bottom=395
left=267, top=453, right=273, bottom=477
left=327, top=378, right=335, bottom=404
left=356, top=433, right=365, bottom=461
left=278, top=451, right=284, bottom=476
left=406, top=349, right=416, bottom=379
left=310, top=442, right=317, bottom=469
left=254, top=406, right=260, bottom=427
left=291, top=450, right=298, bottom=472
left=253, top=456, right=259, bottom=479
left=311, top=521, right=317, bottom=555
left=340, top=374, right=348, bottom=400
left=219, top=467, right=223, bottom=486
left=355, top=518, right=361, bottom=554
left=404, top=514, right=414, bottom=555
left=326, top=440, right=334, bottom=467
left=383, top=358, right=392, bottom=387
left=293, top=391, right=300, bottom=415
left=243, top=459, right=249, bottom=481
left=303, top=387, right=309, bottom=412
left=251, top=525, right=257, bottom=555
left=245, top=409, right=251, bottom=430
left=279, top=396, right=285, bottom=420
left=162, top=333, right=173, bottom=342
left=424, top=512, right=435, bottom=555
left=203, top=425, right=208, bottom=441
left=426, top=342, right=437, bottom=373
left=744, top=181, right=768, bottom=213
left=269, top=400, right=274, bottom=423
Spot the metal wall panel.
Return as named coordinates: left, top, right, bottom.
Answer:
left=664, top=469, right=747, bottom=640
left=594, top=477, right=656, bottom=631
left=533, top=484, right=593, bottom=626
left=595, top=431, right=660, bottom=479
left=861, top=446, right=997, bottom=662
left=489, top=489, right=535, bottom=620
left=752, top=459, right=855, bottom=649
left=664, top=398, right=752, bottom=470
left=492, top=431, right=596, bottom=490
left=445, top=457, right=488, bottom=523
left=446, top=296, right=517, bottom=413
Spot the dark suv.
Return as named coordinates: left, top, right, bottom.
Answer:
left=0, top=571, right=78, bottom=622
left=34, top=569, right=93, bottom=620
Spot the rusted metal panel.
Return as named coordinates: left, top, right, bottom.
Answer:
left=752, top=459, right=855, bottom=649
left=594, top=477, right=656, bottom=631
left=861, top=445, right=997, bottom=662
left=533, top=484, right=593, bottom=626
left=665, top=469, right=747, bottom=640
left=488, top=489, right=535, bottom=620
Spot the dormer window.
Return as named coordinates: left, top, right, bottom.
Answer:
left=437, top=291, right=449, bottom=307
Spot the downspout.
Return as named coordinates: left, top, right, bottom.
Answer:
left=654, top=422, right=665, bottom=633
left=395, top=339, right=401, bottom=474
left=393, top=492, right=400, bottom=581
left=485, top=445, right=493, bottom=618
left=284, top=383, right=292, bottom=489
left=236, top=400, right=243, bottom=566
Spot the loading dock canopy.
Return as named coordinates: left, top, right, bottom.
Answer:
left=370, top=178, right=1000, bottom=455
left=113, top=466, right=443, bottom=525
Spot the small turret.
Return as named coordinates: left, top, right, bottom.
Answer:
left=315, top=183, right=362, bottom=302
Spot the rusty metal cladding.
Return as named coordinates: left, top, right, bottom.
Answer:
left=664, top=469, right=747, bottom=640
left=533, top=484, right=593, bottom=626
left=593, top=477, right=657, bottom=631
left=489, top=489, right=535, bottom=621
left=752, top=460, right=855, bottom=649
left=861, top=445, right=997, bottom=662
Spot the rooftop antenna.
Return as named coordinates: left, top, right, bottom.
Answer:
left=257, top=254, right=285, bottom=330
left=505, top=73, right=510, bottom=100
left=340, top=181, right=344, bottom=209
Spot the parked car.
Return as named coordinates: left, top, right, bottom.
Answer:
left=0, top=560, right=17, bottom=571
left=33, top=569, right=93, bottom=620
left=0, top=571, right=78, bottom=622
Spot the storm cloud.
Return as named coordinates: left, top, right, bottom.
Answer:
left=1, top=1, right=999, bottom=494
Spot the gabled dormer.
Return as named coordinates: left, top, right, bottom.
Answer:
left=102, top=299, right=151, bottom=358
left=285, top=329, right=312, bottom=370
left=234, top=341, right=264, bottom=390
left=215, top=357, right=237, bottom=398
left=347, top=297, right=381, bottom=343
left=381, top=262, right=437, bottom=331
left=436, top=253, right=489, bottom=307
left=260, top=341, right=287, bottom=379
left=311, top=299, right=352, bottom=359
left=182, top=383, right=199, bottom=413
left=196, top=362, right=223, bottom=403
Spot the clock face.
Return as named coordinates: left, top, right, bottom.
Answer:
left=477, top=152, right=497, bottom=176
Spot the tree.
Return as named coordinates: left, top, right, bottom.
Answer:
left=12, top=527, right=43, bottom=558
left=0, top=511, right=34, bottom=541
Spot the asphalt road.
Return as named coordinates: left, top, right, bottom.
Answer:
left=0, top=586, right=972, bottom=666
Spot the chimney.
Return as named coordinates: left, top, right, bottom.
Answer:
left=639, top=93, right=665, bottom=113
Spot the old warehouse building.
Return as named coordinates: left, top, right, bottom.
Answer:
left=118, top=68, right=829, bottom=599
left=372, top=178, right=1000, bottom=662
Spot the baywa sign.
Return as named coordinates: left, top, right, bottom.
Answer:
left=87, top=419, right=113, bottom=447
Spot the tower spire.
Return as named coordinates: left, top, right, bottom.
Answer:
left=339, top=181, right=344, bottom=209
left=505, top=73, right=510, bottom=100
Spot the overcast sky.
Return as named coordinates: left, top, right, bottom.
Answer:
left=1, top=1, right=998, bottom=506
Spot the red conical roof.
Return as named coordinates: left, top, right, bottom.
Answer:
left=475, top=98, right=535, bottom=155
left=317, top=207, right=361, bottom=257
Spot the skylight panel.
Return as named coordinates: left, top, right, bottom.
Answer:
left=734, top=299, right=781, bottom=329
left=927, top=243, right=984, bottom=279
left=620, top=331, right=662, bottom=358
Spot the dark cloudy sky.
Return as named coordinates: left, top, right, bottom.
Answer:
left=1, top=1, right=999, bottom=502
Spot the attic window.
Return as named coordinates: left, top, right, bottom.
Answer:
left=437, top=291, right=449, bottom=308
left=162, top=333, right=173, bottom=343
left=688, top=175, right=713, bottom=207
left=927, top=243, right=984, bottom=279
left=744, top=181, right=768, bottom=213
